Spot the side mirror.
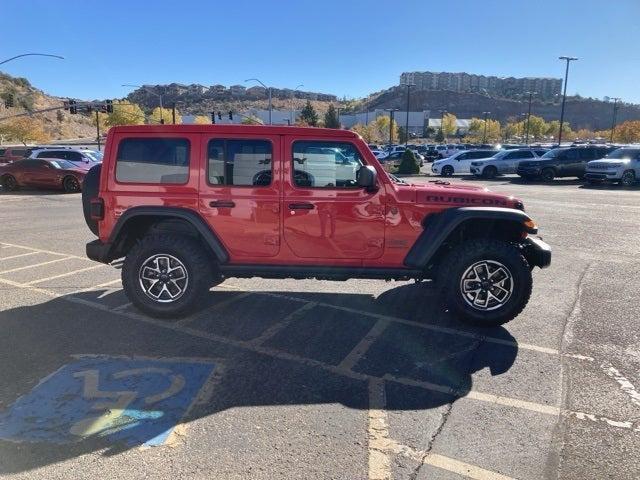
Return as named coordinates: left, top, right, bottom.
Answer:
left=356, top=165, right=377, bottom=192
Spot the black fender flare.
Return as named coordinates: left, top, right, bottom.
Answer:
left=403, top=207, right=535, bottom=269
left=107, top=206, right=229, bottom=263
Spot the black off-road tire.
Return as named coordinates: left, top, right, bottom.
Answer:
left=1, top=174, right=18, bottom=191
left=441, top=165, right=454, bottom=177
left=437, top=239, right=533, bottom=327
left=540, top=168, right=555, bottom=182
left=122, top=234, right=213, bottom=318
left=483, top=166, right=498, bottom=179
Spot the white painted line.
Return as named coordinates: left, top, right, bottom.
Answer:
left=367, top=378, right=391, bottom=480
left=601, top=362, right=640, bottom=408
left=66, top=278, right=122, bottom=296
left=112, top=302, right=132, bottom=312
left=0, top=251, right=40, bottom=261
left=0, top=275, right=630, bottom=434
left=338, top=319, right=390, bottom=371
left=0, top=242, right=88, bottom=261
left=175, top=291, right=254, bottom=327
left=0, top=256, right=73, bottom=275
left=248, top=301, right=317, bottom=346
left=25, top=264, right=106, bottom=285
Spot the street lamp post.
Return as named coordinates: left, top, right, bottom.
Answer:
left=609, top=97, right=621, bottom=143
left=246, top=78, right=272, bottom=125
left=289, top=84, right=304, bottom=125
left=384, top=109, right=399, bottom=146
left=524, top=92, right=537, bottom=144
left=122, top=84, right=164, bottom=124
left=403, top=83, right=415, bottom=146
left=557, top=56, right=578, bottom=145
left=482, top=111, right=490, bottom=144
left=0, top=53, right=64, bottom=66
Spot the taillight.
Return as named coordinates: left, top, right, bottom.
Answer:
left=90, top=198, right=104, bottom=220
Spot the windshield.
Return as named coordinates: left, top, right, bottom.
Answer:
left=48, top=160, right=76, bottom=169
left=605, top=148, right=640, bottom=159
left=541, top=149, right=561, bottom=159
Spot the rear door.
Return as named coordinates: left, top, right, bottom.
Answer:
left=198, top=133, right=281, bottom=258
left=506, top=150, right=534, bottom=173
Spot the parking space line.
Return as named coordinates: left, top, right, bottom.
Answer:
left=25, top=264, right=106, bottom=285
left=112, top=301, right=132, bottom=312
left=0, top=251, right=40, bottom=261
left=367, top=378, right=391, bottom=480
left=0, top=242, right=88, bottom=261
left=600, top=362, right=640, bottom=408
left=0, top=256, right=74, bottom=275
left=338, top=319, right=390, bottom=371
left=247, top=301, right=318, bottom=346
left=218, top=285, right=592, bottom=361
left=1, top=275, right=633, bottom=435
left=175, top=291, right=255, bottom=327
left=66, top=278, right=123, bottom=296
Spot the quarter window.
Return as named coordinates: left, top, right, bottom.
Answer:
left=116, top=138, right=190, bottom=184
left=292, top=141, right=363, bottom=188
left=207, top=139, right=272, bottom=186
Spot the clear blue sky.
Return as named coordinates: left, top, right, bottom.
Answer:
left=2, top=0, right=639, bottom=103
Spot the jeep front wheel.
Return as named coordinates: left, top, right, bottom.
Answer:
left=438, top=240, right=532, bottom=327
left=122, top=234, right=213, bottom=318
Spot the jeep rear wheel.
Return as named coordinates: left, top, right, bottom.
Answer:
left=441, top=165, right=454, bottom=177
left=122, top=234, right=213, bottom=318
left=438, top=239, right=532, bottom=327
left=620, top=170, right=636, bottom=187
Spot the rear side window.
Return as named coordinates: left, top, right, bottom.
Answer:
left=116, top=138, right=190, bottom=184
left=207, top=139, right=272, bottom=186
left=11, top=148, right=27, bottom=157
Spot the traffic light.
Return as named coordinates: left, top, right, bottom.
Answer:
left=69, top=100, right=77, bottom=114
left=4, top=94, right=14, bottom=108
left=210, top=112, right=216, bottom=124
left=217, top=112, right=222, bottom=120
left=105, top=99, right=113, bottom=113
left=228, top=110, right=233, bottom=120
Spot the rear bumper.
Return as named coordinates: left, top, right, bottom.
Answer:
left=86, top=239, right=113, bottom=264
left=523, top=236, right=551, bottom=269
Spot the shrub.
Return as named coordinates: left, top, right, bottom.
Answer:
left=398, top=149, right=420, bottom=174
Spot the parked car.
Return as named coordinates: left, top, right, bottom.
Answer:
left=431, top=149, right=498, bottom=176
left=0, top=146, right=34, bottom=164
left=371, top=150, right=388, bottom=161
left=585, top=147, right=640, bottom=186
left=0, top=158, right=89, bottom=192
left=82, top=124, right=550, bottom=326
left=517, top=145, right=615, bottom=181
left=470, top=148, right=548, bottom=178
left=29, top=147, right=103, bottom=165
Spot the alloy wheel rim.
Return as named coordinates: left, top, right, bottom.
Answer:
left=622, top=172, right=634, bottom=185
left=138, top=254, right=189, bottom=303
left=460, top=260, right=514, bottom=311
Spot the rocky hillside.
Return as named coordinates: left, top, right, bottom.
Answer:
left=0, top=73, right=95, bottom=141
left=366, top=86, right=640, bottom=130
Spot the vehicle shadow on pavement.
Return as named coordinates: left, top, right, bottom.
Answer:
left=0, top=283, right=518, bottom=473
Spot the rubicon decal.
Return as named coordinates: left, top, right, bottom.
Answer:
left=424, top=195, right=508, bottom=206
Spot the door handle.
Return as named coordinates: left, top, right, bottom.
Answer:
left=288, top=203, right=314, bottom=210
left=209, top=200, right=235, bottom=208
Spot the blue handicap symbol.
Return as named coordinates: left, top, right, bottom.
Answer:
left=0, top=356, right=216, bottom=447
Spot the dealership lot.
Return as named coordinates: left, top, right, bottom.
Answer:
left=0, top=175, right=639, bottom=479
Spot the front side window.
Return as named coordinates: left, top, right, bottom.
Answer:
left=116, top=138, right=190, bottom=184
left=207, top=139, right=272, bottom=186
left=292, top=141, right=363, bottom=188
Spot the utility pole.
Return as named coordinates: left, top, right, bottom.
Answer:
left=557, top=56, right=578, bottom=145
left=385, top=109, right=399, bottom=146
left=609, top=97, right=621, bottom=143
left=525, top=92, right=536, bottom=144
left=482, top=111, right=490, bottom=144
left=404, top=83, right=415, bottom=145
left=245, top=78, right=272, bottom=124
left=439, top=109, right=447, bottom=141
left=172, top=103, right=176, bottom=125
left=95, top=110, right=101, bottom=151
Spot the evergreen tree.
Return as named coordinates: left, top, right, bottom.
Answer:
left=324, top=104, right=340, bottom=129
left=435, top=128, right=445, bottom=143
left=299, top=100, right=319, bottom=126
left=398, top=149, right=420, bottom=174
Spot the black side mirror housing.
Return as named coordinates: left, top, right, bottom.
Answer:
left=357, top=165, right=378, bottom=192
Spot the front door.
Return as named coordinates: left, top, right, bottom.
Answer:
left=282, top=137, right=385, bottom=260
left=198, top=134, right=281, bottom=258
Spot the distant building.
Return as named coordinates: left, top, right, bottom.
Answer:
left=400, top=71, right=562, bottom=100
left=229, top=85, right=247, bottom=96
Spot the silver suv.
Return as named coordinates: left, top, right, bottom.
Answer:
left=470, top=148, right=548, bottom=179
left=29, top=147, right=103, bottom=165
left=585, top=147, right=640, bottom=186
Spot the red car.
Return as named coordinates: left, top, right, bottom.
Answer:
left=0, top=158, right=88, bottom=192
left=0, top=146, right=34, bottom=165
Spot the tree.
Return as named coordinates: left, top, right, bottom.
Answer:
left=299, top=101, right=319, bottom=126
left=1, top=117, right=49, bottom=145
left=611, top=120, right=640, bottom=143
left=351, top=123, right=376, bottom=142
left=434, top=128, right=445, bottom=143
left=92, top=111, right=109, bottom=133
left=193, top=115, right=210, bottom=124
left=467, top=117, right=502, bottom=143
left=398, top=149, right=420, bottom=174
left=241, top=115, right=262, bottom=125
left=371, top=116, right=398, bottom=144
left=442, top=113, right=457, bottom=138
left=323, top=104, right=340, bottom=129
left=526, top=115, right=547, bottom=141
left=149, top=107, right=180, bottom=125
left=397, top=126, right=408, bottom=144
left=107, top=100, right=145, bottom=126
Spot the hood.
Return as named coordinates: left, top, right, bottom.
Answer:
left=406, top=181, right=521, bottom=209
left=588, top=159, right=629, bottom=166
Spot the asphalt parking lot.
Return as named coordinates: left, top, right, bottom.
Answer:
left=0, top=173, right=639, bottom=480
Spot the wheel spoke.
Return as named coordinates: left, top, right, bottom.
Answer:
left=138, top=254, right=189, bottom=304
left=460, top=259, right=514, bottom=311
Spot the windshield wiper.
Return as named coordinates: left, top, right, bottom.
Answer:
left=388, top=173, right=409, bottom=185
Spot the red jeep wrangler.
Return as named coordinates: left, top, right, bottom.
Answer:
left=82, top=125, right=550, bottom=326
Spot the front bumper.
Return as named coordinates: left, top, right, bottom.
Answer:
left=517, top=167, right=541, bottom=176
left=523, top=236, right=551, bottom=269
left=86, top=239, right=113, bottom=264
left=585, top=172, right=620, bottom=182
